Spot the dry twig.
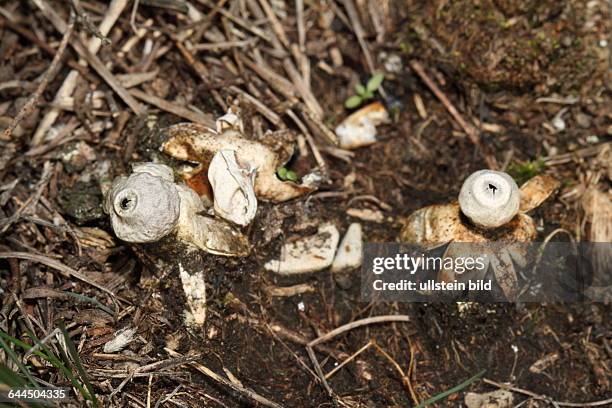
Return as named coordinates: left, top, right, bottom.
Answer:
left=2, top=18, right=74, bottom=140
left=31, top=0, right=141, bottom=147
left=306, top=315, right=410, bottom=397
left=165, top=348, right=284, bottom=408
left=0, top=251, right=117, bottom=298
left=483, top=378, right=612, bottom=407
left=409, top=60, right=498, bottom=169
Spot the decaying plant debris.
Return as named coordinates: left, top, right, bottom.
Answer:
left=0, top=0, right=611, bottom=407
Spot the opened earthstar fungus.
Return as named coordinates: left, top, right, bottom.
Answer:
left=161, top=110, right=321, bottom=203
left=104, top=163, right=251, bottom=326
left=400, top=170, right=560, bottom=300
left=104, top=163, right=250, bottom=256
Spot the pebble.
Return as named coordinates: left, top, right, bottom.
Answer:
left=575, top=112, right=592, bottom=129
left=380, top=52, right=403, bottom=74
left=465, top=390, right=513, bottom=408
left=103, top=327, right=136, bottom=353
left=586, top=135, right=599, bottom=144
left=552, top=114, right=566, bottom=131
left=335, top=102, right=389, bottom=149
left=265, top=224, right=340, bottom=275
left=331, top=223, right=363, bottom=272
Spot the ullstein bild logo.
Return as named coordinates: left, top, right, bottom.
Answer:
left=361, top=243, right=611, bottom=303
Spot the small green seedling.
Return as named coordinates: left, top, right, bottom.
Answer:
left=277, top=167, right=298, bottom=182
left=344, top=73, right=384, bottom=109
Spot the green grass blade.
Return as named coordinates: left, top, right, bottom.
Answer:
left=0, top=362, right=28, bottom=387
left=0, top=333, right=40, bottom=388
left=0, top=379, right=47, bottom=408
left=36, top=331, right=91, bottom=404
left=0, top=349, right=46, bottom=408
left=0, top=330, right=89, bottom=401
left=21, top=330, right=83, bottom=392
left=58, top=322, right=98, bottom=407
left=415, top=369, right=486, bottom=408
left=61, top=292, right=114, bottom=315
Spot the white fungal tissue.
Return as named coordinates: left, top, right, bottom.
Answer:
left=104, top=163, right=180, bottom=243
left=458, top=170, right=520, bottom=229
left=208, top=150, right=257, bottom=226
left=179, top=263, right=207, bottom=326
left=104, top=163, right=250, bottom=256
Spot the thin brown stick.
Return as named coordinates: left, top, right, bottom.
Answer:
left=283, top=58, right=323, bottom=119
left=185, top=0, right=229, bottom=40
left=2, top=18, right=74, bottom=140
left=30, top=0, right=131, bottom=145
left=196, top=0, right=271, bottom=43
left=306, top=315, right=410, bottom=397
left=340, top=0, right=375, bottom=73
left=409, top=60, right=477, bottom=144
left=298, top=105, right=338, bottom=145
left=265, top=323, right=349, bottom=360
left=296, top=0, right=306, bottom=51
left=409, top=60, right=498, bottom=169
left=174, top=41, right=227, bottom=111
left=0, top=161, right=53, bottom=233
left=544, top=142, right=610, bottom=166
left=0, top=252, right=116, bottom=298
left=405, top=332, right=420, bottom=406
left=164, top=348, right=284, bottom=408
left=129, top=89, right=214, bottom=127
left=306, top=344, right=335, bottom=397
left=262, top=324, right=319, bottom=380
left=0, top=15, right=89, bottom=77
left=110, top=355, right=199, bottom=397
left=483, top=378, right=612, bottom=407
left=308, top=315, right=410, bottom=347
left=371, top=341, right=413, bottom=399
left=324, top=340, right=372, bottom=380
left=71, top=41, right=145, bottom=116
left=258, top=0, right=290, bottom=48
left=285, top=109, right=327, bottom=172
left=31, top=0, right=144, bottom=116
left=227, top=86, right=283, bottom=126
left=191, top=39, right=256, bottom=51
left=239, top=54, right=297, bottom=102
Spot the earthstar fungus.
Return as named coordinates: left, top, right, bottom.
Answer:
left=161, top=113, right=320, bottom=203
left=400, top=170, right=560, bottom=300
left=104, top=163, right=249, bottom=256
left=104, top=163, right=179, bottom=243
left=458, top=170, right=520, bottom=229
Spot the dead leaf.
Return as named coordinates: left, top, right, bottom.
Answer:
left=519, top=175, right=560, bottom=213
